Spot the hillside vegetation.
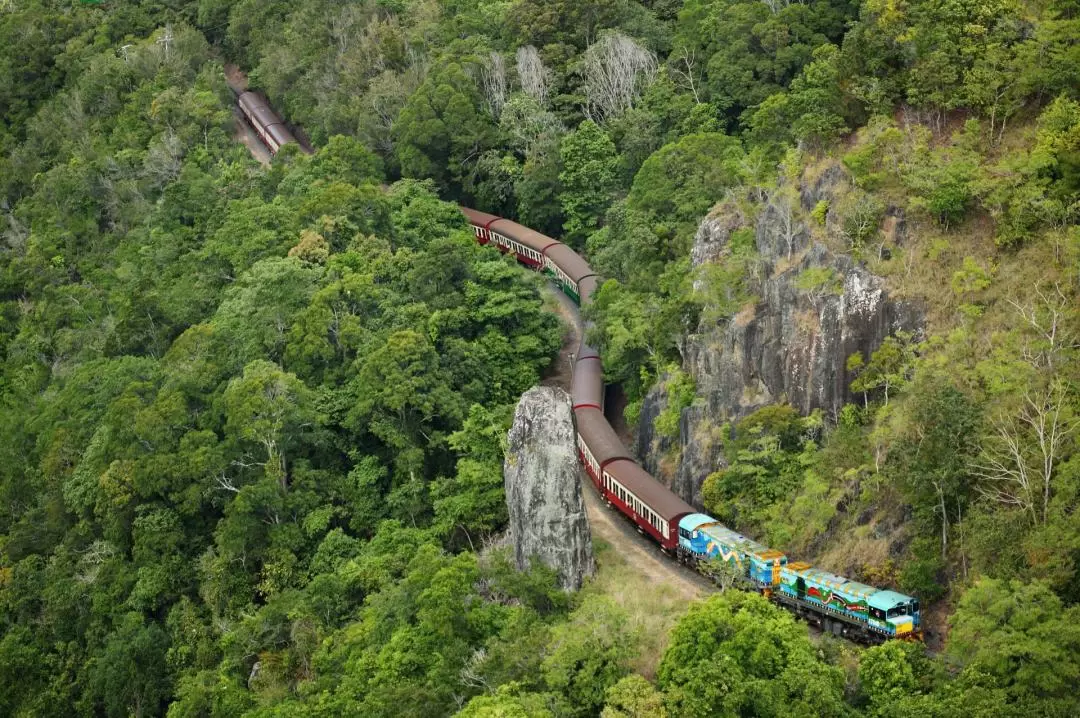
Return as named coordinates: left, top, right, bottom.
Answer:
left=1, top=1, right=1079, bottom=717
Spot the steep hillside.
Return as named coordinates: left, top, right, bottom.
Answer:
left=637, top=109, right=1080, bottom=628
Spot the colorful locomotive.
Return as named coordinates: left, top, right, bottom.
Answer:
left=460, top=206, right=922, bottom=644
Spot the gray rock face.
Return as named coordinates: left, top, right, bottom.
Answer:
left=639, top=163, right=924, bottom=506
left=504, top=386, right=595, bottom=590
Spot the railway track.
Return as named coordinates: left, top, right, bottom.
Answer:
left=232, top=83, right=924, bottom=646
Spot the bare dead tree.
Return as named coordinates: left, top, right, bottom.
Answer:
left=762, top=0, right=793, bottom=13
left=328, top=5, right=365, bottom=56
left=214, top=471, right=242, bottom=494
left=2, top=198, right=28, bottom=254
left=1008, top=283, right=1077, bottom=372
left=670, top=46, right=700, bottom=103
left=515, top=45, right=551, bottom=107
left=75, top=540, right=118, bottom=584
left=458, top=648, right=492, bottom=693
left=580, top=31, right=658, bottom=122
left=143, top=130, right=183, bottom=188
left=970, top=381, right=1079, bottom=526
left=157, top=24, right=173, bottom=59
left=480, top=52, right=507, bottom=120
left=766, top=189, right=800, bottom=260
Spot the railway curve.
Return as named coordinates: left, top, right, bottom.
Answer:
left=235, top=88, right=923, bottom=646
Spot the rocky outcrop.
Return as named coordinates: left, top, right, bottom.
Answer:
left=639, top=163, right=923, bottom=506
left=504, top=386, right=595, bottom=590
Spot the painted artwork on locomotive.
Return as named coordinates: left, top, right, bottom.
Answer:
left=678, top=514, right=786, bottom=585
left=780, top=562, right=919, bottom=637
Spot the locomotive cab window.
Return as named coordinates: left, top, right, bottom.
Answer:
left=887, top=606, right=907, bottom=618
left=870, top=607, right=885, bottom=621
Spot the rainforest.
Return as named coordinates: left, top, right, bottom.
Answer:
left=1, top=1, right=1079, bottom=716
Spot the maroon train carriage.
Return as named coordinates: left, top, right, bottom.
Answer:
left=573, top=407, right=633, bottom=489
left=543, top=243, right=596, bottom=302
left=460, top=207, right=501, bottom=244
left=572, top=354, right=604, bottom=411
left=578, top=275, right=601, bottom=308
left=601, top=459, right=695, bottom=551
left=576, top=331, right=601, bottom=362
left=487, top=218, right=558, bottom=269
left=238, top=91, right=297, bottom=154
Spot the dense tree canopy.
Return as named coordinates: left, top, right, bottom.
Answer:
left=2, top=0, right=1080, bottom=715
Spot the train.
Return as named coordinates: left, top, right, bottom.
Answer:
left=459, top=207, right=922, bottom=644
left=237, top=90, right=921, bottom=644
left=237, top=91, right=298, bottom=154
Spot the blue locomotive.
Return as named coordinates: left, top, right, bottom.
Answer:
left=678, top=513, right=921, bottom=642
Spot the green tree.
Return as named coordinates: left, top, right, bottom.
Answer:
left=657, top=591, right=847, bottom=717
left=849, top=333, right=916, bottom=406
left=559, top=120, right=620, bottom=246
left=394, top=61, right=497, bottom=195
left=456, top=683, right=555, bottom=718
left=947, top=578, right=1080, bottom=713
left=88, top=612, right=171, bottom=718
left=859, top=641, right=939, bottom=715
left=601, top=675, right=668, bottom=718
left=628, top=132, right=744, bottom=234
left=223, top=359, right=320, bottom=491
left=542, top=595, right=635, bottom=717
left=888, top=380, right=982, bottom=596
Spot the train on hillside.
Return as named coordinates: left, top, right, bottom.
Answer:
left=238, top=88, right=921, bottom=644
left=237, top=91, right=298, bottom=154
left=460, top=207, right=922, bottom=644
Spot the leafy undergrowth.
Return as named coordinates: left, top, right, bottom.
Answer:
left=583, top=539, right=700, bottom=679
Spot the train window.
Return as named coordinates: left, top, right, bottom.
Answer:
left=870, top=608, right=885, bottom=620
left=887, top=606, right=907, bottom=618
left=911, top=600, right=920, bottom=613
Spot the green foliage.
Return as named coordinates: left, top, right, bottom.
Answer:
left=750, top=44, right=851, bottom=150
left=394, top=60, right=498, bottom=196
left=887, top=379, right=982, bottom=596
left=794, top=266, right=843, bottom=306
left=654, top=368, right=696, bottom=440
left=849, top=332, right=916, bottom=406
left=0, top=18, right=563, bottom=710
left=674, top=0, right=854, bottom=127
left=457, top=683, right=555, bottom=718
left=3, top=0, right=1080, bottom=715
left=947, top=578, right=1080, bottom=714
left=701, top=405, right=822, bottom=535
left=858, top=640, right=938, bottom=714
left=657, top=592, right=847, bottom=717
left=627, top=132, right=744, bottom=232
left=559, top=120, right=620, bottom=246
left=601, top=674, right=667, bottom=718
left=542, top=595, right=635, bottom=717
left=811, top=200, right=830, bottom=225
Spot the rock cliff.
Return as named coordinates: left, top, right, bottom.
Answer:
left=504, top=386, right=595, bottom=590
left=639, top=163, right=923, bottom=506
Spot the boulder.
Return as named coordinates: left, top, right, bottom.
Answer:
left=504, top=386, right=595, bottom=590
